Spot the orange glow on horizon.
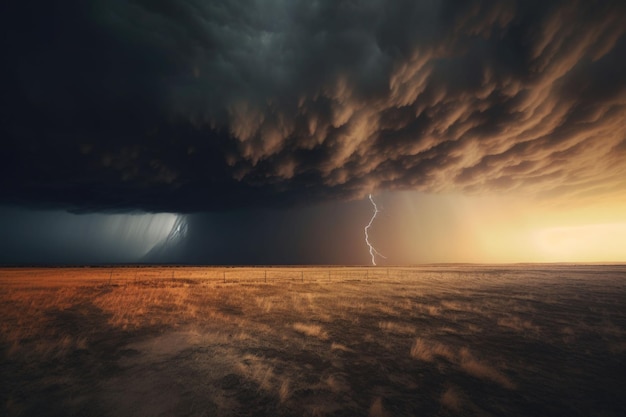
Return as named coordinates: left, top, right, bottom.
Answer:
left=532, top=223, right=626, bottom=262
left=380, top=191, right=626, bottom=264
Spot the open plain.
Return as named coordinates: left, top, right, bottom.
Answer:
left=1, top=265, right=625, bottom=416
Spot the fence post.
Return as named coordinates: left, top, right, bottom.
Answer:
left=109, top=270, right=113, bottom=285
left=223, top=270, right=226, bottom=283
left=328, top=269, right=331, bottom=282
left=301, top=270, right=304, bottom=282
left=265, top=270, right=267, bottom=283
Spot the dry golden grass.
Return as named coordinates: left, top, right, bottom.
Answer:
left=1, top=265, right=625, bottom=417
left=293, top=323, right=328, bottom=340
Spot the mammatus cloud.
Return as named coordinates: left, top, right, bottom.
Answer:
left=1, top=0, right=625, bottom=211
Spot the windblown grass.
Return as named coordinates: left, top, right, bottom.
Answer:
left=1, top=265, right=625, bottom=416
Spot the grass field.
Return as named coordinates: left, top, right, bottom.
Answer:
left=1, top=265, right=625, bottom=416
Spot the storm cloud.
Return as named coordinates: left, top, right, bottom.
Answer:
left=2, top=0, right=625, bottom=212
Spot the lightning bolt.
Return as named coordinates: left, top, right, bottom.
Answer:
left=364, top=194, right=386, bottom=266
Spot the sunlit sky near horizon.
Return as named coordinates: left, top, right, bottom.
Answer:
left=2, top=190, right=625, bottom=265
left=1, top=1, right=626, bottom=265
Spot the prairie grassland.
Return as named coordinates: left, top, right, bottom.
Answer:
left=1, top=265, right=626, bottom=417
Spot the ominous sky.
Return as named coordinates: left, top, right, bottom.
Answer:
left=1, top=0, right=626, bottom=264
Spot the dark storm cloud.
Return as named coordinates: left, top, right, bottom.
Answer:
left=1, top=0, right=625, bottom=211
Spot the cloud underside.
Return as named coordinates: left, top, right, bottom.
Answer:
left=2, top=0, right=626, bottom=211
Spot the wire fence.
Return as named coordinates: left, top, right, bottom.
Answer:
left=0, top=266, right=426, bottom=286
left=120, top=266, right=397, bottom=285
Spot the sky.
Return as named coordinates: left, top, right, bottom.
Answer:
left=1, top=0, right=626, bottom=265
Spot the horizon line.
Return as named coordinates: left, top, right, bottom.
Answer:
left=2, top=262, right=626, bottom=268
